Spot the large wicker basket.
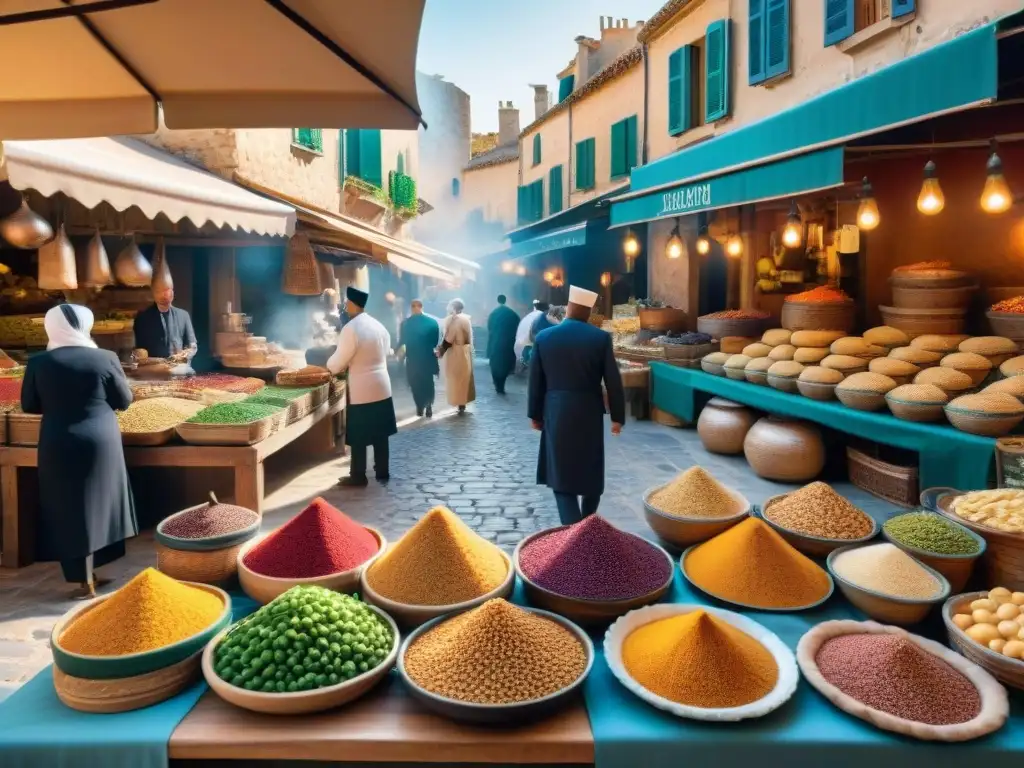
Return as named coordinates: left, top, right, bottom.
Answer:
left=890, top=281, right=977, bottom=310
left=879, top=305, right=967, bottom=340
left=156, top=541, right=243, bottom=584
left=986, top=311, right=1024, bottom=349
left=944, top=591, right=1024, bottom=692
left=781, top=300, right=855, bottom=333
left=696, top=315, right=771, bottom=340
left=282, top=233, right=321, bottom=296
left=846, top=447, right=918, bottom=508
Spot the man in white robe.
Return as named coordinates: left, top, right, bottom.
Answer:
left=514, top=299, right=543, bottom=368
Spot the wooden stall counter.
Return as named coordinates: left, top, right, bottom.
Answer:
left=169, top=680, right=595, bottom=765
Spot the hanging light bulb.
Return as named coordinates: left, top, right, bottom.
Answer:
left=501, top=260, right=515, bottom=273
left=695, top=225, right=711, bottom=255
left=665, top=222, right=684, bottom=259
left=782, top=200, right=803, bottom=248
left=982, top=141, right=1014, bottom=214
left=856, top=178, right=880, bottom=231
left=515, top=264, right=527, bottom=276
left=916, top=160, right=945, bottom=215
left=726, top=234, right=743, bottom=257
left=600, top=271, right=612, bottom=287
left=543, top=269, right=555, bottom=283
left=623, top=229, right=640, bottom=258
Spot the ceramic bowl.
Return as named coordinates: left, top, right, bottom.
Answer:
left=757, top=496, right=879, bottom=558
left=642, top=484, right=750, bottom=549
left=881, top=511, right=985, bottom=593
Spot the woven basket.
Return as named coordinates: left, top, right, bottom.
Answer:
left=781, top=300, right=855, bottom=333
left=662, top=342, right=715, bottom=360
left=696, top=315, right=771, bottom=340
left=176, top=415, right=276, bottom=446
left=282, top=233, right=321, bottom=296
left=637, top=307, right=687, bottom=332
left=835, top=388, right=888, bottom=412
left=8, top=412, right=40, bottom=446
left=890, top=269, right=972, bottom=289
left=766, top=374, right=800, bottom=394
left=879, top=306, right=967, bottom=340
left=890, top=282, right=977, bottom=310
left=276, top=367, right=331, bottom=387
left=121, top=427, right=177, bottom=446
left=944, top=406, right=1024, bottom=437
left=846, top=447, right=918, bottom=507
left=944, top=592, right=1024, bottom=691
left=743, top=417, right=825, bottom=482
left=987, top=312, right=1024, bottom=348
left=156, top=541, right=242, bottom=584
left=620, top=367, right=649, bottom=388
left=53, top=652, right=201, bottom=714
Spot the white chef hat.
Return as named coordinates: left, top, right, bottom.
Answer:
left=568, top=285, right=598, bottom=308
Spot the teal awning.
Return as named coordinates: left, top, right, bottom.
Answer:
left=621, top=20, right=999, bottom=201
left=611, top=147, right=845, bottom=228
left=508, top=222, right=587, bottom=259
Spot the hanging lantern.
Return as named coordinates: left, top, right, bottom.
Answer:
left=622, top=229, right=640, bottom=258
left=282, top=232, right=321, bottom=296
left=151, top=237, right=174, bottom=293
left=0, top=199, right=53, bottom=250
left=515, top=265, right=527, bottom=276
left=916, top=160, right=945, bottom=215
left=600, top=271, right=612, bottom=287
left=782, top=200, right=803, bottom=247
left=726, top=234, right=743, bottom=257
left=856, top=178, right=880, bottom=231
left=501, top=260, right=515, bottom=273
left=982, top=141, right=1014, bottom=214
left=81, top=229, right=113, bottom=287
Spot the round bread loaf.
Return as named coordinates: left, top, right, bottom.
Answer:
left=821, top=354, right=869, bottom=373
left=886, top=384, right=948, bottom=404
left=947, top=392, right=1024, bottom=415
left=869, top=358, right=920, bottom=379
left=793, top=347, right=830, bottom=364
left=725, top=354, right=752, bottom=370
left=960, top=336, right=1017, bottom=356
left=790, top=330, right=846, bottom=348
left=889, top=346, right=943, bottom=366
left=798, top=366, right=844, bottom=384
left=837, top=372, right=898, bottom=394
left=761, top=328, right=792, bottom=347
left=742, top=342, right=773, bottom=359
left=1000, top=356, right=1024, bottom=378
left=913, top=367, right=974, bottom=393
left=745, top=356, right=774, bottom=372
left=940, top=352, right=993, bottom=372
left=984, top=376, right=1024, bottom=401
left=863, top=326, right=909, bottom=349
left=767, top=360, right=804, bottom=378
left=830, top=337, right=871, bottom=356
left=911, top=334, right=969, bottom=353
left=767, top=344, right=797, bottom=361
left=703, top=352, right=730, bottom=365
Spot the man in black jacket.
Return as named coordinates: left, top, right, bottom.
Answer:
left=133, top=284, right=197, bottom=362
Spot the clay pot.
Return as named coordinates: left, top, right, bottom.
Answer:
left=743, top=417, right=825, bottom=482
left=696, top=398, right=756, bottom=455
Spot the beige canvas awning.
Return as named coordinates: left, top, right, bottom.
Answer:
left=384, top=251, right=456, bottom=281
left=1, top=137, right=296, bottom=236
left=0, top=0, right=425, bottom=140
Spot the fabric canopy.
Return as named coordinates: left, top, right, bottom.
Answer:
left=385, top=251, right=454, bottom=281
left=0, top=0, right=425, bottom=140
left=1, top=136, right=295, bottom=236
left=508, top=222, right=587, bottom=259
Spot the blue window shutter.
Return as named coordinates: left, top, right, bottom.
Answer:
left=558, top=74, right=575, bottom=102
left=749, top=0, right=766, bottom=85
left=610, top=119, right=626, bottom=178
left=765, top=0, right=791, bottom=79
left=345, top=129, right=360, bottom=179
left=517, top=185, right=527, bottom=225
left=575, top=140, right=586, bottom=190
left=705, top=20, right=731, bottom=123
left=533, top=134, right=542, bottom=166
left=668, top=46, right=692, bottom=135
left=624, top=115, right=638, bottom=175
left=892, top=0, right=915, bottom=18
left=452, top=177, right=460, bottom=197
left=337, top=130, right=346, bottom=183
left=359, top=129, right=383, bottom=187
left=824, top=0, right=855, bottom=46
left=549, top=165, right=563, bottom=215
left=534, top=180, right=544, bottom=221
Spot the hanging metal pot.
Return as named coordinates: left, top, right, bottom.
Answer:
left=151, top=237, right=173, bottom=293
left=114, top=237, right=152, bottom=287
left=37, top=224, right=78, bottom=290
left=0, top=199, right=53, bottom=249
left=82, top=229, right=113, bottom=287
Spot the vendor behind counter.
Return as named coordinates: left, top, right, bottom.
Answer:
left=133, top=284, right=197, bottom=361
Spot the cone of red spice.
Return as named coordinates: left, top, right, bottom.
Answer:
left=242, top=498, right=379, bottom=578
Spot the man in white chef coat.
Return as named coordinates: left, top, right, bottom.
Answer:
left=514, top=299, right=542, bottom=370
left=327, top=287, right=397, bottom=487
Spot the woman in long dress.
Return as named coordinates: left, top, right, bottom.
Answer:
left=438, top=298, right=476, bottom=413
left=21, top=304, right=136, bottom=598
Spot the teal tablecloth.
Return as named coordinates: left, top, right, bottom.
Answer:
left=650, top=363, right=995, bottom=491
left=0, top=594, right=258, bottom=768
left=585, top=571, right=1024, bottom=768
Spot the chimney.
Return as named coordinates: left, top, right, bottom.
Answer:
left=577, top=41, right=590, bottom=84
left=600, top=16, right=605, bottom=31
left=530, top=84, right=550, bottom=121
left=498, top=101, right=519, bottom=146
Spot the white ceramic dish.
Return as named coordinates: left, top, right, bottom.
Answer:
left=603, top=603, right=799, bottom=722
left=797, top=620, right=1008, bottom=741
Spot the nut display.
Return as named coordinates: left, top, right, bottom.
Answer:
left=117, top=397, right=206, bottom=433
left=951, top=489, right=1024, bottom=533
left=951, top=587, right=1024, bottom=660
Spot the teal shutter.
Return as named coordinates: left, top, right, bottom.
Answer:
left=452, top=178, right=460, bottom=197
left=533, top=134, right=542, bottom=165
left=892, top=0, right=915, bottom=18
left=337, top=130, right=346, bottom=183
left=824, top=0, right=854, bottom=46
left=765, top=0, right=790, bottom=79
left=517, top=185, right=527, bottom=225
left=749, top=0, right=766, bottom=85
left=575, top=138, right=595, bottom=189
left=549, top=165, right=563, bottom=215
left=358, top=129, right=382, bottom=187
left=668, top=46, right=692, bottom=135
left=610, top=120, right=626, bottom=178
left=558, top=75, right=575, bottom=103
left=705, top=20, right=731, bottom=123
left=346, top=129, right=360, bottom=179
left=532, top=180, right=544, bottom=221
left=625, top=115, right=638, bottom=174
left=396, top=152, right=404, bottom=175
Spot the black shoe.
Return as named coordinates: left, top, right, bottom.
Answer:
left=495, top=388, right=505, bottom=394
left=416, top=408, right=423, bottom=417
left=376, top=474, right=390, bottom=483
left=458, top=405, right=466, bottom=414
left=425, top=406, right=432, bottom=418
left=339, top=475, right=368, bottom=487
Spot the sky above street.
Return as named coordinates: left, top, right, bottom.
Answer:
left=417, top=0, right=666, bottom=133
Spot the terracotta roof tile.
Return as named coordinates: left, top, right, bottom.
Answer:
left=638, top=0, right=698, bottom=43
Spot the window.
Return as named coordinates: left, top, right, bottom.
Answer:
left=825, top=0, right=914, bottom=47
left=610, top=115, right=638, bottom=179
left=291, top=128, right=322, bottom=153
left=452, top=178, right=460, bottom=197
left=345, top=129, right=383, bottom=187
left=532, top=134, right=542, bottom=166
left=668, top=44, right=704, bottom=136
left=517, top=179, right=544, bottom=224
left=749, top=0, right=791, bottom=85
left=574, top=138, right=596, bottom=191
left=337, top=130, right=346, bottom=182
left=558, top=74, right=575, bottom=103
left=705, top=19, right=731, bottom=123
left=549, top=165, right=563, bottom=215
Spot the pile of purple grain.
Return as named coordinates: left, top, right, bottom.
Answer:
left=161, top=496, right=259, bottom=540
left=518, top=515, right=671, bottom=601
left=815, top=633, right=981, bottom=725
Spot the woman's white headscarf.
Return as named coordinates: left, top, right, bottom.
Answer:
left=45, top=304, right=97, bottom=350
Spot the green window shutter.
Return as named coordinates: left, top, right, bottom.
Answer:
left=346, top=129, right=361, bottom=179
left=824, top=0, right=854, bottom=46
left=668, top=46, right=692, bottom=136
left=575, top=139, right=595, bottom=190
left=533, top=179, right=544, bottom=221
left=765, top=0, right=791, bottom=80
left=558, top=74, right=575, bottom=103
left=396, top=152, right=405, bottom=175
left=892, top=0, right=915, bottom=18
left=517, top=185, right=527, bottom=225
left=358, top=129, right=382, bottom=187
left=533, top=134, right=542, bottom=166
left=293, top=128, right=321, bottom=152
left=625, top=115, right=638, bottom=175
left=337, top=130, right=346, bottom=183
left=610, top=119, right=626, bottom=179
left=587, top=138, right=596, bottom=188
left=705, top=20, right=731, bottom=123
left=749, top=0, right=766, bottom=84
left=549, top=165, right=563, bottom=215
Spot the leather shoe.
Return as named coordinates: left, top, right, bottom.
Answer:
left=339, top=475, right=368, bottom=487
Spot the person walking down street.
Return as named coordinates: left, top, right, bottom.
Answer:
left=437, top=298, right=476, bottom=414
left=21, top=304, right=137, bottom=599
left=529, top=302, right=559, bottom=343
left=328, top=287, right=397, bottom=487
left=528, top=286, right=625, bottom=526
left=399, top=299, right=440, bottom=418
left=514, top=299, right=542, bottom=369
left=486, top=294, right=519, bottom=394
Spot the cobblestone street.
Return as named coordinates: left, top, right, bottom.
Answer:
left=0, top=359, right=894, bottom=700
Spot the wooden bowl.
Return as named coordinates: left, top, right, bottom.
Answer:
left=944, top=405, right=1024, bottom=436
left=986, top=311, right=1024, bottom=348
left=697, top=315, right=771, bottom=340
left=766, top=374, right=800, bottom=394
left=885, top=394, right=946, bottom=422
left=156, top=541, right=243, bottom=584
left=398, top=606, right=593, bottom=724
left=680, top=545, right=834, bottom=612
left=758, top=497, right=879, bottom=558
left=360, top=549, right=515, bottom=629
left=237, top=528, right=386, bottom=605
left=512, top=529, right=674, bottom=626
left=642, top=484, right=750, bottom=548
left=827, top=545, right=950, bottom=626
left=51, top=583, right=232, bottom=680
left=54, top=649, right=202, bottom=714
left=881, top=511, right=986, bottom=593
left=943, top=591, right=1024, bottom=692
left=835, top=388, right=888, bottom=412
left=797, top=380, right=837, bottom=401
left=121, top=426, right=177, bottom=446
left=201, top=606, right=399, bottom=714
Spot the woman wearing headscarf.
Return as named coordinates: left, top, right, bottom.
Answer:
left=21, top=304, right=136, bottom=598
left=437, top=298, right=476, bottom=413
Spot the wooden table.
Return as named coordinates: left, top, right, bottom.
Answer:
left=169, top=681, right=595, bottom=765
left=1, top=393, right=346, bottom=569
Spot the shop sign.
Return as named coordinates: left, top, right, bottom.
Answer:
left=658, top=183, right=712, bottom=217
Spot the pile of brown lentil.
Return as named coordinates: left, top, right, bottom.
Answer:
left=403, top=599, right=587, bottom=704
left=649, top=467, right=742, bottom=519
left=161, top=499, right=259, bottom=540
left=117, top=397, right=206, bottom=433
left=764, top=482, right=873, bottom=539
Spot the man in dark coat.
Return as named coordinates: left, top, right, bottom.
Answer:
left=486, top=294, right=520, bottom=394
left=399, top=299, right=440, bottom=417
left=133, top=283, right=197, bottom=361
left=528, top=286, right=625, bottom=525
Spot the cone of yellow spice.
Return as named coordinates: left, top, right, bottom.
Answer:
left=59, top=568, right=224, bottom=656
left=622, top=610, right=778, bottom=708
